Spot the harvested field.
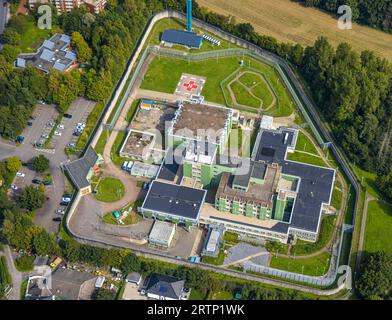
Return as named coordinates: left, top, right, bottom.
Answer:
left=198, top=0, right=392, bottom=61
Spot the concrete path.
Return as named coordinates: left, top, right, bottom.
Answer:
left=223, top=251, right=270, bottom=267
left=1, top=245, right=22, bottom=300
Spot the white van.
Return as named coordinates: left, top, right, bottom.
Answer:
left=122, top=161, right=129, bottom=171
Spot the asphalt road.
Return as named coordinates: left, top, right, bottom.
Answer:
left=0, top=0, right=8, bottom=36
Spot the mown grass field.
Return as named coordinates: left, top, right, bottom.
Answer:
left=364, top=200, right=392, bottom=255
left=96, top=177, right=125, bottom=203
left=142, top=56, right=295, bottom=117
left=197, top=0, right=392, bottom=61
left=287, top=151, right=327, bottom=168
left=269, top=251, right=330, bottom=276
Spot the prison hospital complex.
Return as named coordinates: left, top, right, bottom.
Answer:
left=135, top=99, right=336, bottom=245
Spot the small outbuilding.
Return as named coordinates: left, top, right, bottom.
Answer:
left=148, top=220, right=176, bottom=248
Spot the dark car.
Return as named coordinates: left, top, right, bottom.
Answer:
left=64, top=113, right=73, bottom=119
left=16, top=136, right=25, bottom=143
left=29, top=115, right=36, bottom=120
left=43, top=181, right=52, bottom=186
left=63, top=194, right=72, bottom=198
left=33, top=142, right=43, bottom=147
left=60, top=201, right=70, bottom=206
left=32, top=179, right=41, bottom=184
left=27, top=121, right=33, bottom=126
left=52, top=217, right=62, bottom=222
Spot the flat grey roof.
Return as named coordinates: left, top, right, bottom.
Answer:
left=252, top=128, right=335, bottom=233
left=161, top=29, right=203, bottom=49
left=64, top=146, right=98, bottom=190
left=142, top=181, right=206, bottom=220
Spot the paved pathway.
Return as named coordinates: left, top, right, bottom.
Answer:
left=1, top=245, right=22, bottom=300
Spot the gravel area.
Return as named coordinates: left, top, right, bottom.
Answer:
left=224, top=242, right=266, bottom=265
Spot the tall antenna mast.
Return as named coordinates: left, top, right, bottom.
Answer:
left=187, top=0, right=193, bottom=32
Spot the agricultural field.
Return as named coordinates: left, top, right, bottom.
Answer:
left=197, top=0, right=392, bottom=61
left=141, top=55, right=295, bottom=117
left=364, top=200, right=392, bottom=255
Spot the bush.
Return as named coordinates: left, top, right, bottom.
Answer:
left=15, top=255, right=35, bottom=272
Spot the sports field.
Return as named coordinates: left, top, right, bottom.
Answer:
left=197, top=0, right=392, bottom=61
left=141, top=55, right=295, bottom=117
left=364, top=200, right=392, bottom=255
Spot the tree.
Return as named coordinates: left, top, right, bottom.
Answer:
left=6, top=156, right=21, bottom=173
left=19, top=186, right=45, bottom=211
left=71, top=31, right=92, bottom=63
left=1, top=28, right=21, bottom=46
left=32, top=155, right=50, bottom=173
left=121, top=252, right=141, bottom=274
left=356, top=251, right=392, bottom=300
left=33, top=231, right=59, bottom=256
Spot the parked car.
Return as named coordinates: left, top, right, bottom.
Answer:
left=60, top=201, right=70, bottom=206
left=54, top=131, right=62, bottom=136
left=16, top=172, right=25, bottom=178
left=29, top=115, right=36, bottom=120
left=55, top=209, right=65, bottom=215
left=52, top=217, right=62, bottom=222
left=16, top=136, right=24, bottom=143
left=10, top=185, right=18, bottom=190
left=62, top=196, right=71, bottom=202
left=64, top=113, right=72, bottom=119
left=27, top=121, right=33, bottom=126
left=63, top=194, right=72, bottom=198
left=67, top=143, right=76, bottom=148
left=47, top=122, right=55, bottom=127
left=41, top=134, right=49, bottom=139
left=57, top=124, right=64, bottom=130
left=32, top=179, right=41, bottom=184
left=42, top=181, right=52, bottom=186
left=33, top=142, right=43, bottom=148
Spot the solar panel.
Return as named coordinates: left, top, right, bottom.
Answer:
left=161, top=29, right=203, bottom=49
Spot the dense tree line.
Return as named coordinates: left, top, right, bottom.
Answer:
left=295, top=0, right=392, bottom=33
left=357, top=251, right=392, bottom=299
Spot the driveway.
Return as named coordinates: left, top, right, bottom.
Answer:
left=0, top=245, right=23, bottom=300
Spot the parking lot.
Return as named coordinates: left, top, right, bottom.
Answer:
left=47, top=98, right=95, bottom=152
left=21, top=103, right=59, bottom=147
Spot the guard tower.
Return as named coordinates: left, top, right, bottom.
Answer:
left=187, top=0, right=193, bottom=31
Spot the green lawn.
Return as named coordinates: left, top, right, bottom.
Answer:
left=95, top=177, right=125, bottom=203
left=352, top=164, right=380, bottom=198
left=238, top=72, right=261, bottom=87
left=295, top=131, right=319, bottom=155
left=102, top=200, right=143, bottom=225
left=251, top=81, right=275, bottom=108
left=331, top=181, right=343, bottom=210
left=19, top=17, right=61, bottom=53
left=15, top=255, right=35, bottom=272
left=189, top=289, right=208, bottom=300
left=202, top=249, right=226, bottom=265
left=142, top=56, right=241, bottom=104
left=364, top=200, right=392, bottom=255
left=210, top=291, right=233, bottom=300
left=269, top=252, right=331, bottom=276
left=141, top=55, right=295, bottom=118
left=287, top=151, right=328, bottom=168
left=0, top=256, right=11, bottom=297
left=230, top=81, right=260, bottom=108
left=290, top=215, right=336, bottom=256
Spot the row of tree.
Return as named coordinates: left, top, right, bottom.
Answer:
left=296, top=0, right=392, bottom=32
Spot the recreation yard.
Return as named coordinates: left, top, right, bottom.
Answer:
left=141, top=54, right=295, bottom=117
